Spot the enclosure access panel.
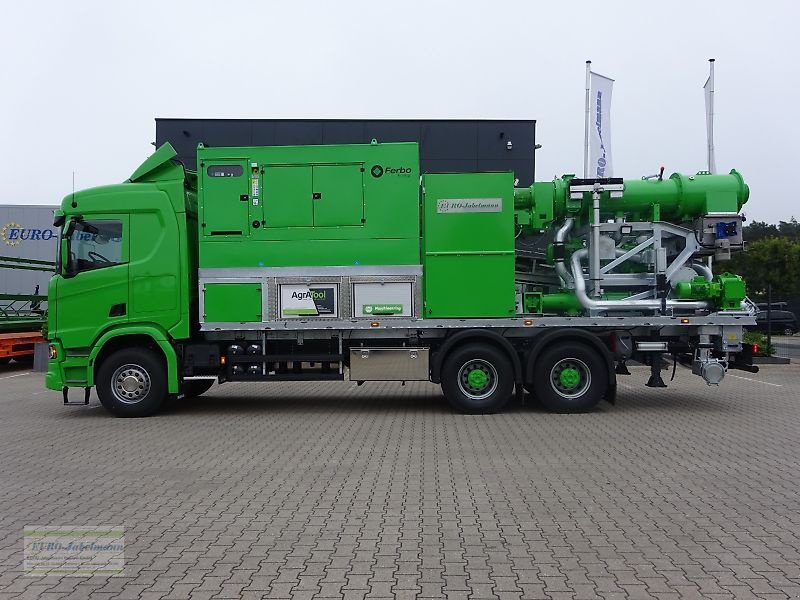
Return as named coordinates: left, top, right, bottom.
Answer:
left=422, top=172, right=516, bottom=318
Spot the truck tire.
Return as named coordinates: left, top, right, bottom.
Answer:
left=96, top=348, right=167, bottom=417
left=182, top=379, right=215, bottom=399
left=441, top=343, right=514, bottom=414
left=533, top=342, right=607, bottom=413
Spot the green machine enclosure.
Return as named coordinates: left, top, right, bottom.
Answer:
left=422, top=172, right=516, bottom=318
left=197, top=142, right=421, bottom=269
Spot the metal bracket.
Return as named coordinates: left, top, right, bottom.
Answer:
left=63, top=386, right=90, bottom=405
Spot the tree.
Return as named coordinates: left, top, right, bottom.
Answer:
left=742, top=220, right=779, bottom=243
left=741, top=217, right=799, bottom=243
left=778, top=217, right=800, bottom=242
left=722, top=237, right=800, bottom=300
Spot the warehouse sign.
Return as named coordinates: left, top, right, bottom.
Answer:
left=1, top=222, right=57, bottom=246
left=436, top=198, right=502, bottom=214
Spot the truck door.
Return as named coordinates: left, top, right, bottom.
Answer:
left=55, top=216, right=129, bottom=349
left=200, top=161, right=250, bottom=237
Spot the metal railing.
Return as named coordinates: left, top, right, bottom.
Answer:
left=0, top=256, right=55, bottom=333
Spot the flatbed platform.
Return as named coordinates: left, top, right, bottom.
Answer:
left=0, top=331, right=44, bottom=362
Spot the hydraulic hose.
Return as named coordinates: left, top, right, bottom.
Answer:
left=691, top=262, right=714, bottom=282
left=554, top=219, right=575, bottom=288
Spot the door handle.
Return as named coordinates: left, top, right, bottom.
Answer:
left=109, top=303, right=126, bottom=317
left=312, top=192, right=322, bottom=200
left=240, top=194, right=249, bottom=202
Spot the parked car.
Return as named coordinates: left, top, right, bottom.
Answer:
left=756, top=302, right=790, bottom=311
left=751, top=309, right=798, bottom=336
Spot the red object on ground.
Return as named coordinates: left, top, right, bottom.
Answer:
left=0, top=331, right=44, bottom=361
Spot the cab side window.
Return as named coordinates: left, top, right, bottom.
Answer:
left=67, top=220, right=124, bottom=274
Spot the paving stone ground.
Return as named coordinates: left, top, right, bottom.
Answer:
left=1, top=364, right=800, bottom=599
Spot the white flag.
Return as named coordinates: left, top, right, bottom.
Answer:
left=704, top=76, right=716, bottom=174
left=589, top=72, right=614, bottom=178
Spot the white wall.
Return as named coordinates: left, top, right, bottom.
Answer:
left=0, top=205, right=58, bottom=295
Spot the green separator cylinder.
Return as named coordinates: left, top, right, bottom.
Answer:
left=524, top=291, right=583, bottom=316
left=524, top=290, right=666, bottom=316
left=674, top=273, right=746, bottom=311
left=515, top=170, right=749, bottom=231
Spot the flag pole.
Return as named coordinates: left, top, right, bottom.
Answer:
left=707, top=58, right=716, bottom=174
left=584, top=60, right=591, bottom=178
left=706, top=59, right=716, bottom=271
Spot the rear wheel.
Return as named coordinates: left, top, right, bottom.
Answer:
left=96, top=348, right=167, bottom=417
left=533, top=342, right=608, bottom=413
left=182, top=379, right=215, bottom=399
left=441, top=343, right=514, bottom=414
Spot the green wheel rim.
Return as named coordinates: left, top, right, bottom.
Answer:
left=549, top=357, right=591, bottom=400
left=457, top=359, right=498, bottom=401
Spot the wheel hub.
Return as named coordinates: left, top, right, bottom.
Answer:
left=457, top=359, right=498, bottom=400
left=121, top=375, right=140, bottom=393
left=558, top=367, right=581, bottom=389
left=467, top=368, right=489, bottom=390
left=112, top=364, right=151, bottom=404
left=549, top=358, right=591, bottom=400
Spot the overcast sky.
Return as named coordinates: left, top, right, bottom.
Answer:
left=1, top=0, right=796, bottom=223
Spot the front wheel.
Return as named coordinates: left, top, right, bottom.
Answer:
left=96, top=348, right=167, bottom=417
left=441, top=343, right=514, bottom=414
left=532, top=342, right=608, bottom=413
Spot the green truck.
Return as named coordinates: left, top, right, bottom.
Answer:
left=46, top=140, right=757, bottom=417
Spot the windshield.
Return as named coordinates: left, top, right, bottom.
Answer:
left=67, top=219, right=124, bottom=274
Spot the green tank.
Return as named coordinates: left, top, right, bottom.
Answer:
left=515, top=170, right=749, bottom=231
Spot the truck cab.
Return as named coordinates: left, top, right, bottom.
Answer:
left=46, top=144, right=195, bottom=413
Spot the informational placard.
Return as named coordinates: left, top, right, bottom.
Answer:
left=279, top=284, right=339, bottom=318
left=353, top=282, right=412, bottom=317
left=436, top=198, right=502, bottom=214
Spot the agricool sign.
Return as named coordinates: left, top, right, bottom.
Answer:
left=280, top=284, right=339, bottom=318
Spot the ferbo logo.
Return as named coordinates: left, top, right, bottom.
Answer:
left=1, top=222, right=57, bottom=247
left=370, top=165, right=412, bottom=178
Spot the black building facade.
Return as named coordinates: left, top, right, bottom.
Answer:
left=155, top=119, right=537, bottom=187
